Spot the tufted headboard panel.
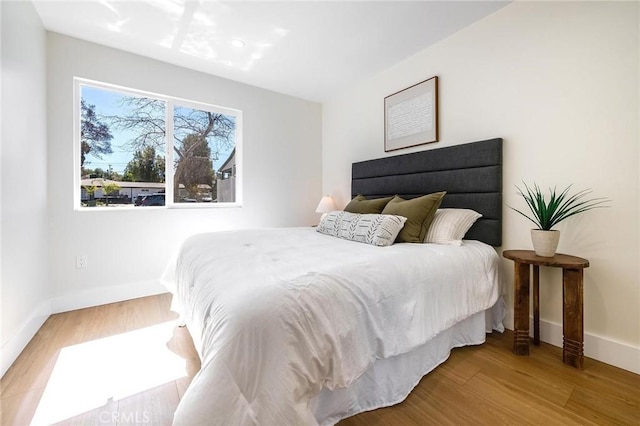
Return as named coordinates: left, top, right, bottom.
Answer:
left=351, top=138, right=503, bottom=246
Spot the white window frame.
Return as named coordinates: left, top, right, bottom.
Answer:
left=73, top=78, right=243, bottom=211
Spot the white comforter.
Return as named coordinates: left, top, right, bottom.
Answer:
left=165, top=227, right=501, bottom=425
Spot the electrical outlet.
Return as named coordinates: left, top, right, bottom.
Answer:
left=76, top=255, right=88, bottom=269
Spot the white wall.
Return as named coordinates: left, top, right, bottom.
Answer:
left=323, top=1, right=639, bottom=372
left=46, top=34, right=322, bottom=310
left=0, top=1, right=51, bottom=376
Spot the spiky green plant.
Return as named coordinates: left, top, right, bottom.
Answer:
left=509, top=182, right=609, bottom=230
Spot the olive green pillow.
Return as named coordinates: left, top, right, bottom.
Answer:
left=344, top=194, right=394, bottom=214
left=381, top=192, right=446, bottom=243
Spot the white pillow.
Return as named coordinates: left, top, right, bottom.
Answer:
left=424, top=208, right=482, bottom=245
left=317, top=211, right=407, bottom=247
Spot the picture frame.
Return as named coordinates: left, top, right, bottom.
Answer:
left=384, top=76, right=439, bottom=152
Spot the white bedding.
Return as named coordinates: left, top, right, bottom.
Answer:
left=164, top=227, right=502, bottom=425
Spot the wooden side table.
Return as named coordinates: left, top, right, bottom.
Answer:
left=503, top=250, right=589, bottom=369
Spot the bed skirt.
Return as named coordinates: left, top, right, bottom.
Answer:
left=311, top=298, right=505, bottom=425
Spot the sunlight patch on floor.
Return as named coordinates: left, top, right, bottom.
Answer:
left=30, top=321, right=186, bottom=425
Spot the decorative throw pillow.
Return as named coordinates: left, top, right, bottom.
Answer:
left=381, top=192, right=446, bottom=243
left=343, top=195, right=394, bottom=214
left=424, top=209, right=483, bottom=245
left=316, top=211, right=407, bottom=247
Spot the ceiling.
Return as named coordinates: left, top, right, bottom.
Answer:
left=33, top=0, right=510, bottom=102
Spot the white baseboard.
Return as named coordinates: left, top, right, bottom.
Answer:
left=530, top=317, right=640, bottom=374
left=50, top=280, right=167, bottom=313
left=0, top=281, right=167, bottom=379
left=0, top=299, right=52, bottom=378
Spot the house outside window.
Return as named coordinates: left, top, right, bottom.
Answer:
left=216, top=148, right=236, bottom=203
left=75, top=78, right=242, bottom=209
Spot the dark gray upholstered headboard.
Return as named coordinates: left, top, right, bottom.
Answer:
left=351, top=138, right=503, bottom=246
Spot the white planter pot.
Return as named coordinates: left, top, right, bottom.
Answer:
left=530, top=229, right=560, bottom=257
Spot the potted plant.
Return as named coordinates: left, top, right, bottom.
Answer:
left=509, top=182, right=609, bottom=257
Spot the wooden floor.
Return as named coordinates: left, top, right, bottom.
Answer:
left=1, top=294, right=638, bottom=425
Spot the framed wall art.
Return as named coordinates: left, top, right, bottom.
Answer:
left=384, top=76, right=438, bottom=152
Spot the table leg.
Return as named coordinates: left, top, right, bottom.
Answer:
left=533, top=265, right=540, bottom=346
left=513, top=261, right=530, bottom=355
left=562, top=268, right=584, bottom=369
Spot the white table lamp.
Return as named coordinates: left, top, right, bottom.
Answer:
left=315, top=196, right=336, bottom=213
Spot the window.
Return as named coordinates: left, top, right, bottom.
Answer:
left=75, top=78, right=242, bottom=209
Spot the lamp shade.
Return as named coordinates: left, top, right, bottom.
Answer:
left=315, top=196, right=336, bottom=213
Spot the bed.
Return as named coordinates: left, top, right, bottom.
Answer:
left=163, top=138, right=504, bottom=425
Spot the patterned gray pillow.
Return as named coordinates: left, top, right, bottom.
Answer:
left=317, top=211, right=407, bottom=247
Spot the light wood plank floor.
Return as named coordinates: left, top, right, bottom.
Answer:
left=1, top=294, right=638, bottom=425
